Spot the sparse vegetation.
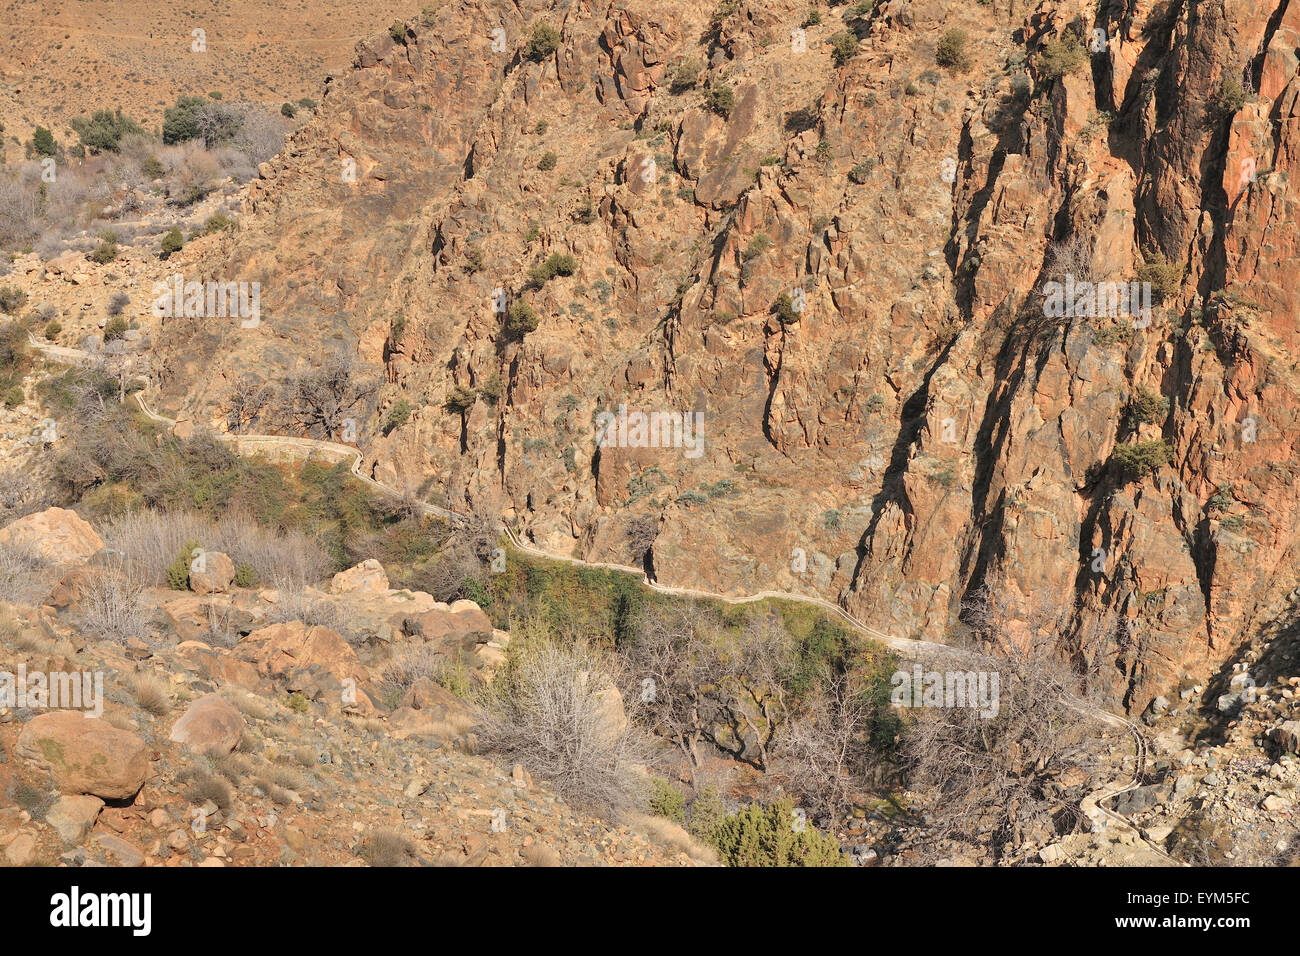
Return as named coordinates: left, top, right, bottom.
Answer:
left=935, top=28, right=971, bottom=71
left=527, top=22, right=561, bottom=61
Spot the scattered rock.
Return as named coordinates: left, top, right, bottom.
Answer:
left=46, top=795, right=104, bottom=843
left=169, top=693, right=245, bottom=756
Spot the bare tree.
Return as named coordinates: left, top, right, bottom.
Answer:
left=276, top=353, right=380, bottom=440
left=226, top=373, right=273, bottom=434
left=777, top=666, right=883, bottom=826
left=620, top=601, right=728, bottom=777
left=709, top=615, right=793, bottom=771
left=900, top=586, right=1117, bottom=860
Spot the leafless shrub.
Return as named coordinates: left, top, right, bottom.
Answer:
left=1041, top=231, right=1096, bottom=287
left=620, top=601, right=727, bottom=774
left=377, top=643, right=444, bottom=691
left=264, top=586, right=344, bottom=631
left=227, top=103, right=294, bottom=168
left=162, top=143, right=222, bottom=206
left=76, top=567, right=151, bottom=644
left=482, top=621, right=650, bottom=816
left=0, top=542, right=50, bottom=605
left=0, top=470, right=56, bottom=525
left=225, top=374, right=273, bottom=434
left=899, top=586, right=1116, bottom=861
left=0, top=167, right=42, bottom=248
left=106, top=292, right=132, bottom=316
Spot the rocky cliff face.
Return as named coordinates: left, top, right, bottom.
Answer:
left=152, top=0, right=1300, bottom=714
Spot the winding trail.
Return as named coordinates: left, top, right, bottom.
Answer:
left=28, top=332, right=1179, bottom=863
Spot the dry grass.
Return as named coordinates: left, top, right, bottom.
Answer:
left=521, top=842, right=562, bottom=866
left=361, top=827, right=416, bottom=867
left=100, top=509, right=330, bottom=589
left=629, top=813, right=720, bottom=865
left=226, top=691, right=274, bottom=721
left=128, top=671, right=171, bottom=716
left=184, top=772, right=233, bottom=811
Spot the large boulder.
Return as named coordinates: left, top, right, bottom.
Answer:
left=46, top=794, right=104, bottom=843
left=169, top=693, right=244, bottom=755
left=17, top=712, right=150, bottom=799
left=190, top=551, right=236, bottom=595
left=1271, top=720, right=1300, bottom=753
left=403, top=600, right=494, bottom=647
left=330, top=558, right=389, bottom=595
left=239, top=621, right=374, bottom=713
left=0, top=508, right=103, bottom=566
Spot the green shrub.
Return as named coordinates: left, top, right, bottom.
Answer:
left=849, top=159, right=876, bottom=183
left=383, top=399, right=412, bottom=435
left=1213, top=76, right=1246, bottom=116
left=688, top=785, right=727, bottom=841
left=804, top=7, right=823, bottom=27
left=537, top=151, right=557, bottom=171
left=286, top=691, right=310, bottom=714
left=527, top=22, right=561, bottom=61
left=1113, top=439, right=1172, bottom=482
left=31, top=126, right=57, bottom=157
left=830, top=31, right=858, bottom=66
left=0, top=286, right=27, bottom=315
left=43, top=319, right=62, bottom=340
left=103, top=315, right=128, bottom=341
left=388, top=21, right=407, bottom=44
left=1037, top=34, right=1087, bottom=82
left=706, top=79, right=735, bottom=117
left=1135, top=248, right=1182, bottom=302
left=162, top=95, right=210, bottom=145
left=936, top=28, right=970, bottom=70
left=1124, top=386, right=1169, bottom=429
left=528, top=251, right=578, bottom=286
left=772, top=292, right=800, bottom=326
left=2, top=386, right=24, bottom=408
left=298, top=97, right=318, bottom=111
left=444, top=385, right=476, bottom=413
left=203, top=213, right=235, bottom=235
left=160, top=227, right=184, bottom=260
left=708, top=797, right=850, bottom=867
left=670, top=59, right=703, bottom=94
left=280, top=102, right=297, bottom=118
left=166, top=540, right=200, bottom=590
left=505, top=300, right=540, bottom=339
left=90, top=239, right=119, bottom=264
left=69, top=109, right=144, bottom=153
left=648, top=778, right=687, bottom=822
left=141, top=154, right=165, bottom=180
left=234, top=562, right=260, bottom=588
